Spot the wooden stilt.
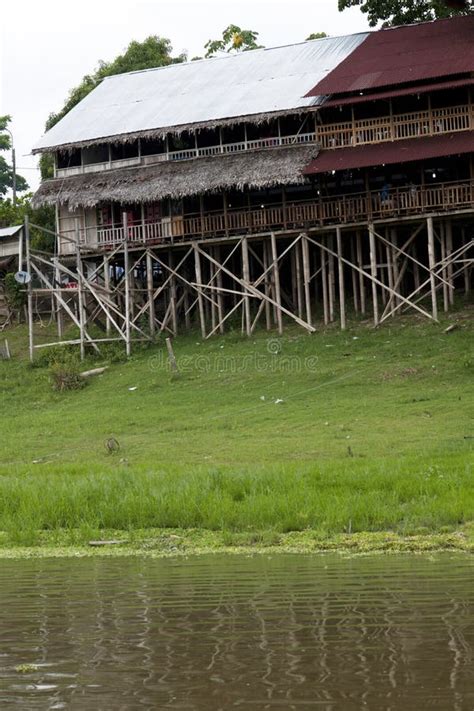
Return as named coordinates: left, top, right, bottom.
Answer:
left=440, top=222, right=449, bottom=313
left=146, top=250, right=155, bottom=337
left=356, top=230, right=366, bottom=314
left=169, top=250, right=178, bottom=335
left=336, top=227, right=346, bottom=330
left=295, top=239, right=303, bottom=320
left=390, top=228, right=401, bottom=308
left=122, top=214, right=132, bottom=357
left=328, top=235, right=335, bottom=322
left=270, top=232, right=283, bottom=335
left=215, top=246, right=225, bottom=334
left=301, top=234, right=312, bottom=328
left=445, top=219, right=454, bottom=306
left=427, top=216, right=438, bottom=321
left=242, top=237, right=252, bottom=336
left=368, top=223, right=379, bottom=326
left=193, top=242, right=206, bottom=338
left=263, top=240, right=272, bottom=330
left=350, top=236, right=359, bottom=313
left=103, top=255, right=112, bottom=336
left=321, top=243, right=329, bottom=326
left=75, top=219, right=86, bottom=360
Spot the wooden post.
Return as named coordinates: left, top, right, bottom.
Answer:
left=462, top=228, right=471, bottom=296
left=24, top=215, right=34, bottom=363
left=215, top=246, right=225, bottom=335
left=440, top=222, right=449, bottom=313
left=53, top=258, right=64, bottom=338
left=336, top=227, right=346, bottom=330
left=75, top=219, right=86, bottom=360
left=123, top=212, right=132, bottom=357
left=350, top=235, right=359, bottom=313
left=242, top=237, right=252, bottom=336
left=368, top=222, right=379, bottom=326
left=165, top=337, right=179, bottom=374
left=297, top=239, right=304, bottom=319
left=103, top=255, right=112, bottom=336
left=426, top=216, right=438, bottom=321
left=445, top=219, right=454, bottom=306
left=301, top=234, right=312, bottom=328
left=146, top=250, right=155, bottom=337
left=321, top=243, right=329, bottom=326
left=328, top=235, right=335, bottom=322
left=263, top=240, right=272, bottom=330
left=193, top=242, right=206, bottom=338
left=169, top=250, right=178, bottom=335
left=270, top=232, right=283, bottom=335
left=356, top=230, right=366, bottom=314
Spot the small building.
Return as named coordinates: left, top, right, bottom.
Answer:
left=0, top=225, right=23, bottom=275
left=28, top=16, right=473, bottom=355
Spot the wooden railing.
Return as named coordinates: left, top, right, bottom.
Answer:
left=56, top=103, right=474, bottom=178
left=87, top=178, right=474, bottom=250
left=318, top=103, right=473, bottom=149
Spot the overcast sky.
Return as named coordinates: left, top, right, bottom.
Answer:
left=1, top=0, right=370, bottom=193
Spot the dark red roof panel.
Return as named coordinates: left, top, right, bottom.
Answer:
left=304, top=131, right=474, bottom=174
left=306, top=16, right=474, bottom=98
left=321, top=76, right=474, bottom=108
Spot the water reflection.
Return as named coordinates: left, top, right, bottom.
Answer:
left=1, top=554, right=474, bottom=709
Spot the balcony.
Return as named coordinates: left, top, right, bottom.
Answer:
left=55, top=103, right=474, bottom=179
left=60, top=178, right=474, bottom=254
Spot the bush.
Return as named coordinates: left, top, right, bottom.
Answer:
left=49, top=352, right=84, bottom=391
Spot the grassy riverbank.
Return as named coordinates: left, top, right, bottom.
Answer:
left=0, top=307, right=472, bottom=553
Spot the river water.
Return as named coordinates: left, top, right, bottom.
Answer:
left=1, top=553, right=473, bottom=710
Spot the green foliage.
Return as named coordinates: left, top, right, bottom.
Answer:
left=49, top=351, right=84, bottom=392
left=338, top=0, right=472, bottom=27
left=40, top=36, right=187, bottom=181
left=306, top=32, right=329, bottom=40
left=205, top=25, right=263, bottom=57
left=3, top=273, right=26, bottom=311
left=44, top=37, right=186, bottom=134
left=0, top=115, right=28, bottom=197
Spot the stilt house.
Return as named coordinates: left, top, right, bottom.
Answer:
left=30, top=16, right=474, bottom=354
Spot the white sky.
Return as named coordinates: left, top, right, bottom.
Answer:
left=0, top=0, right=370, bottom=192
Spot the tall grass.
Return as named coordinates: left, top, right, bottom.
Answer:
left=0, top=456, right=471, bottom=543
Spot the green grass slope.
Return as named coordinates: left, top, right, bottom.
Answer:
left=0, top=307, right=472, bottom=549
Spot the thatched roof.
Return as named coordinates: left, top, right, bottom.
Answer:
left=32, top=145, right=318, bottom=209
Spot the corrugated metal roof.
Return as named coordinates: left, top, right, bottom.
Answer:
left=321, top=76, right=474, bottom=108
left=306, top=15, right=474, bottom=97
left=304, top=131, right=474, bottom=174
left=33, top=34, right=368, bottom=152
left=0, top=225, right=22, bottom=239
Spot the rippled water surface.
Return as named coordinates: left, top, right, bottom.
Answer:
left=1, top=554, right=474, bottom=709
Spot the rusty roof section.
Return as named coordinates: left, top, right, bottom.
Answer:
left=304, top=131, right=474, bottom=174
left=306, top=15, right=474, bottom=98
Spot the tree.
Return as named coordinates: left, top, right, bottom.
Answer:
left=205, top=25, right=263, bottom=57
left=0, top=116, right=28, bottom=198
left=338, top=0, right=472, bottom=26
left=306, top=32, right=329, bottom=40
left=40, top=36, right=187, bottom=179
